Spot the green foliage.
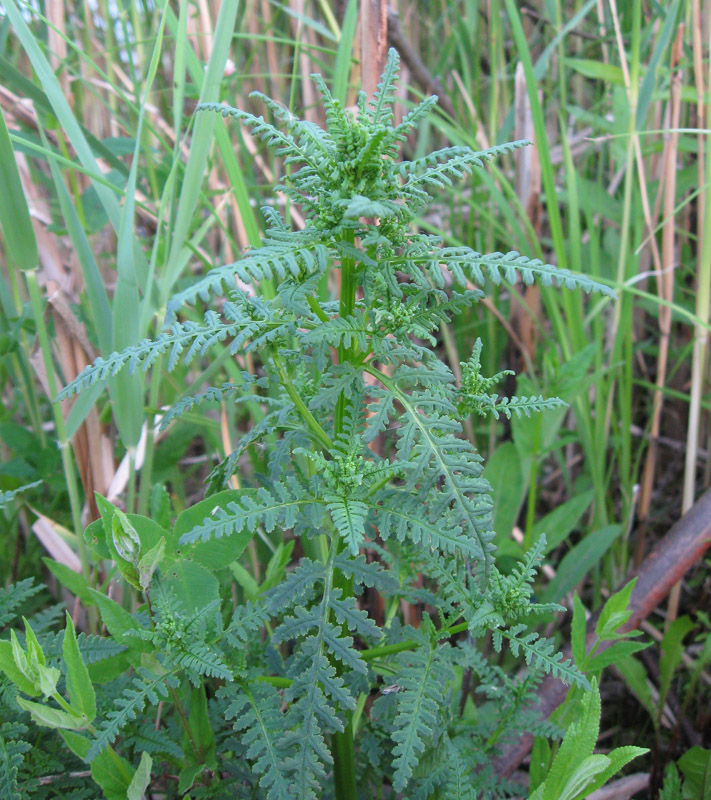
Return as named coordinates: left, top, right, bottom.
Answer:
left=1, top=49, right=643, bottom=800
left=529, top=680, right=647, bottom=800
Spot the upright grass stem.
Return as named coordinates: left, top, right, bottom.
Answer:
left=25, top=271, right=91, bottom=584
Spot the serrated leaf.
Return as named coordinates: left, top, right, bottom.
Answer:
left=0, top=640, right=38, bottom=696
left=15, top=697, right=87, bottom=731
left=62, top=613, right=96, bottom=722
left=126, top=752, right=152, bottom=800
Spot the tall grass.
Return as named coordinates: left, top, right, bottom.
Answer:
left=0, top=0, right=708, bottom=680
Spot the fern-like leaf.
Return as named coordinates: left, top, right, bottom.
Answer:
left=373, top=370, right=496, bottom=574
left=390, top=641, right=454, bottom=792
left=0, top=481, right=42, bottom=511
left=223, top=683, right=292, bottom=800
left=0, top=579, right=43, bottom=629
left=366, top=48, right=400, bottom=126
left=496, top=625, right=590, bottom=689
left=265, top=559, right=326, bottom=616
left=367, top=491, right=477, bottom=557
left=465, top=393, right=567, bottom=420
left=438, top=248, right=616, bottom=297
left=86, top=668, right=174, bottom=760
left=0, top=729, right=29, bottom=800
left=167, top=241, right=330, bottom=312
left=58, top=307, right=264, bottom=400
left=325, top=495, right=369, bottom=555
left=333, top=553, right=400, bottom=594
left=403, top=140, right=531, bottom=192
left=179, top=481, right=317, bottom=543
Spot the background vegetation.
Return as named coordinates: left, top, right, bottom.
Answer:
left=0, top=0, right=710, bottom=797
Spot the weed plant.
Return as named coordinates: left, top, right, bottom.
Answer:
left=1, top=48, right=649, bottom=800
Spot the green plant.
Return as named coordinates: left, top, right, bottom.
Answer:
left=528, top=679, right=646, bottom=800
left=1, top=50, right=641, bottom=799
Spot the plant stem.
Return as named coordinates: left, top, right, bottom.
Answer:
left=335, top=230, right=356, bottom=437
left=137, top=357, right=163, bottom=516
left=168, top=684, right=202, bottom=761
left=25, top=270, right=91, bottom=584
left=271, top=349, right=333, bottom=450
left=332, top=720, right=357, bottom=800
left=254, top=621, right=471, bottom=689
left=329, top=228, right=359, bottom=800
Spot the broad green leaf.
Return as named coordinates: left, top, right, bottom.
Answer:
left=91, top=500, right=168, bottom=561
left=87, top=652, right=132, bottom=685
left=22, top=618, right=46, bottom=667
left=162, top=560, right=219, bottom=615
left=111, top=510, right=141, bottom=563
left=150, top=484, right=172, bottom=530
left=615, top=656, right=657, bottom=726
left=16, top=697, right=86, bottom=730
left=178, top=763, right=203, bottom=795
left=138, top=538, right=166, bottom=591
left=679, top=747, right=711, bottom=800
left=542, top=681, right=601, bottom=800
left=42, top=558, right=94, bottom=606
left=229, top=561, right=259, bottom=602
left=0, top=639, right=38, bottom=696
left=585, top=640, right=651, bottom=673
left=565, top=58, right=625, bottom=85
left=86, top=589, right=150, bottom=654
left=261, top=540, right=295, bottom=591
left=90, top=747, right=135, bottom=800
left=187, top=686, right=216, bottom=768
left=532, top=490, right=594, bottom=554
left=571, top=593, right=587, bottom=668
left=583, top=746, right=649, bottom=797
left=126, top=512, right=168, bottom=552
left=0, top=105, right=37, bottom=271
left=172, top=490, right=255, bottom=570
left=484, top=442, right=525, bottom=546
left=62, top=613, right=96, bottom=721
left=557, top=754, right=611, bottom=800
left=84, top=518, right=111, bottom=560
left=530, top=735, right=552, bottom=795
left=59, top=729, right=90, bottom=758
left=659, top=616, right=695, bottom=717
left=659, top=764, right=683, bottom=800
left=62, top=728, right=138, bottom=794
left=595, top=578, right=638, bottom=640
left=542, top=525, right=623, bottom=603
left=127, top=752, right=153, bottom=800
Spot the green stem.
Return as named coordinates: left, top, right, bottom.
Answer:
left=335, top=230, right=356, bottom=437
left=329, top=229, right=361, bottom=800
left=362, top=622, right=469, bottom=662
left=26, top=271, right=91, bottom=584
left=332, top=721, right=357, bottom=800
left=523, top=417, right=541, bottom=552
left=254, top=621, right=470, bottom=689
left=51, top=693, right=131, bottom=780
left=137, top=358, right=163, bottom=516
left=126, top=449, right=137, bottom=515
left=168, top=684, right=202, bottom=761
left=307, top=294, right=330, bottom=323
left=271, top=349, right=333, bottom=450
